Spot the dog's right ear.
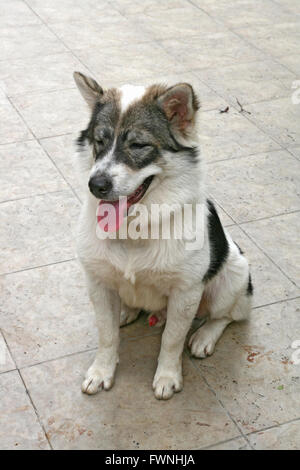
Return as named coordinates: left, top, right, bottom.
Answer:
left=73, top=72, right=103, bottom=108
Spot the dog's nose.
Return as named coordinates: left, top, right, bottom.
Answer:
left=88, top=174, right=113, bottom=198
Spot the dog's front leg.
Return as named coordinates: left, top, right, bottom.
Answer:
left=82, top=272, right=121, bottom=395
left=153, top=285, right=204, bottom=400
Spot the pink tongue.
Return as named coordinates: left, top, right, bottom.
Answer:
left=97, top=197, right=128, bottom=232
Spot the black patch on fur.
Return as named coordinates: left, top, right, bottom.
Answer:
left=246, top=273, right=253, bottom=296
left=203, top=199, right=229, bottom=283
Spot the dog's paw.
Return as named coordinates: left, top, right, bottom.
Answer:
left=120, top=306, right=140, bottom=327
left=188, top=328, right=216, bottom=358
left=81, top=365, right=115, bottom=395
left=152, top=371, right=183, bottom=400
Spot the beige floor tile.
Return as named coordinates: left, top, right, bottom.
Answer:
left=0, top=0, right=41, bottom=27
left=129, top=7, right=222, bottom=41
left=21, top=336, right=238, bottom=450
left=225, top=226, right=299, bottom=307
left=242, top=213, right=300, bottom=287
left=161, top=31, right=266, bottom=70
left=262, top=0, right=300, bottom=16
left=287, top=146, right=300, bottom=161
left=0, top=370, right=50, bottom=449
left=192, top=0, right=295, bottom=28
left=0, top=260, right=96, bottom=368
left=39, top=133, right=84, bottom=200
left=113, top=0, right=187, bottom=15
left=279, top=54, right=300, bottom=76
left=0, top=261, right=161, bottom=369
left=0, top=53, right=90, bottom=97
left=204, top=436, right=251, bottom=450
left=246, top=97, right=300, bottom=148
left=75, top=42, right=186, bottom=85
left=0, top=97, right=33, bottom=145
left=50, top=16, right=151, bottom=51
left=248, top=420, right=300, bottom=450
left=0, top=24, right=67, bottom=62
left=191, top=299, right=300, bottom=433
left=0, top=140, right=67, bottom=202
left=0, top=331, right=15, bottom=374
left=199, top=108, right=279, bottom=163
left=12, top=89, right=88, bottom=139
left=196, top=60, right=296, bottom=107
left=0, top=191, right=80, bottom=275
left=236, top=22, right=300, bottom=59
left=207, top=150, right=300, bottom=222
left=26, top=0, right=115, bottom=24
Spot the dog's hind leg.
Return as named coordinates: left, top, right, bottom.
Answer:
left=189, top=317, right=231, bottom=358
left=120, top=303, right=141, bottom=327
left=189, top=239, right=252, bottom=359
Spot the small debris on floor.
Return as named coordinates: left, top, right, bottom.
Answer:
left=236, top=98, right=251, bottom=114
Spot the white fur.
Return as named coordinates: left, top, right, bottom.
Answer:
left=75, top=83, right=252, bottom=400
left=119, top=84, right=146, bottom=112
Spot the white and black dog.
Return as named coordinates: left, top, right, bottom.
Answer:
left=73, top=72, right=253, bottom=400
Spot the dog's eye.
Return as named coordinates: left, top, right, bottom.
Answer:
left=95, top=139, right=104, bottom=147
left=130, top=143, right=151, bottom=151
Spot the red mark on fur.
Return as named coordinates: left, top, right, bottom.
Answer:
left=149, top=315, right=158, bottom=327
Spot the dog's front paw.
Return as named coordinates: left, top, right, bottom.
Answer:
left=152, top=370, right=183, bottom=400
left=82, top=364, right=115, bottom=395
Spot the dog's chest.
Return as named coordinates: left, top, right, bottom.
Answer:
left=89, top=240, right=181, bottom=311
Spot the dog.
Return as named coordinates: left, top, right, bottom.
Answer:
left=73, top=71, right=253, bottom=400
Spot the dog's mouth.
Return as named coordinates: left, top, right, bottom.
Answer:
left=126, top=175, right=154, bottom=206
left=97, top=175, right=154, bottom=232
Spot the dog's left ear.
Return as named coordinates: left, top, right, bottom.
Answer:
left=73, top=71, right=103, bottom=108
left=157, top=83, right=199, bottom=135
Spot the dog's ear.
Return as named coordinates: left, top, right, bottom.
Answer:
left=73, top=71, right=103, bottom=108
left=157, top=83, right=199, bottom=135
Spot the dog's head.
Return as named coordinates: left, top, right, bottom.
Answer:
left=74, top=72, right=200, bottom=209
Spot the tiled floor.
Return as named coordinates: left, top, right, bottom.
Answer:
left=0, top=0, right=299, bottom=451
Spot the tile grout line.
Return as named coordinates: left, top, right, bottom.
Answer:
left=18, top=369, right=53, bottom=450
left=252, top=295, right=300, bottom=311
left=211, top=198, right=300, bottom=289
left=0, top=257, right=77, bottom=278
left=184, top=351, right=254, bottom=450
left=21, top=0, right=131, bottom=80
left=13, top=328, right=161, bottom=373
left=187, top=0, right=300, bottom=78
left=184, top=0, right=300, bottom=151
left=238, top=223, right=299, bottom=289
left=245, top=416, right=300, bottom=438
left=0, top=188, right=73, bottom=205
left=186, top=351, right=256, bottom=449
left=285, top=147, right=300, bottom=162
left=198, top=416, right=300, bottom=450
left=198, top=435, right=250, bottom=450
left=190, top=69, right=298, bottom=110
left=157, top=37, right=299, bottom=153
left=4, top=89, right=83, bottom=206
left=0, top=328, right=18, bottom=373
left=38, top=138, right=82, bottom=204
left=237, top=209, right=300, bottom=226
left=1, top=328, right=52, bottom=448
